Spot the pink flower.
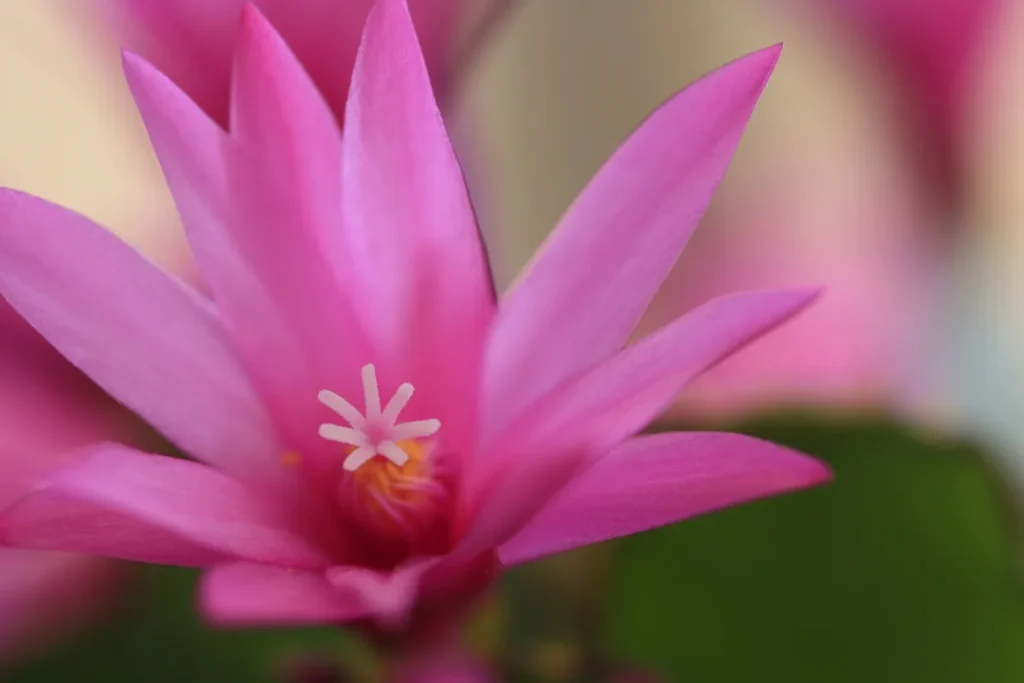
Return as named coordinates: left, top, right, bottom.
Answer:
left=0, top=303, right=126, bottom=662
left=90, top=0, right=489, bottom=125
left=0, top=0, right=828, bottom=630
left=798, top=0, right=998, bottom=199
left=644, top=141, right=942, bottom=420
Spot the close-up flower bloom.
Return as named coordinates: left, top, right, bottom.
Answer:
left=0, top=0, right=829, bottom=636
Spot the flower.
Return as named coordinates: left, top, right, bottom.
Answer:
left=0, top=0, right=829, bottom=630
left=0, top=303, right=126, bottom=662
left=795, top=0, right=998, bottom=202
left=87, top=0, right=502, bottom=125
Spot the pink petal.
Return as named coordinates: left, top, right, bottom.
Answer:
left=123, top=48, right=328, bottom=460
left=643, top=169, right=939, bottom=419
left=0, top=303, right=130, bottom=509
left=460, top=288, right=818, bottom=555
left=225, top=6, right=372, bottom=456
left=342, top=0, right=494, bottom=453
left=1, top=444, right=328, bottom=568
left=0, top=307, right=129, bottom=660
left=201, top=559, right=436, bottom=627
left=121, top=52, right=236, bottom=285
left=0, top=190, right=284, bottom=482
left=499, top=432, right=830, bottom=565
left=97, top=0, right=464, bottom=126
left=482, top=46, right=782, bottom=439
left=200, top=562, right=370, bottom=625
left=325, top=559, right=434, bottom=628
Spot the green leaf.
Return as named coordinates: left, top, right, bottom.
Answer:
left=605, top=417, right=1024, bottom=682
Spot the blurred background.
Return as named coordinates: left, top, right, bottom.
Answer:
left=2, top=0, right=1024, bottom=680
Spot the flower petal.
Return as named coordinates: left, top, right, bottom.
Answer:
left=499, top=432, right=830, bottom=565
left=0, top=302, right=129, bottom=508
left=483, top=46, right=782, bottom=438
left=325, top=559, right=433, bottom=627
left=200, top=562, right=368, bottom=625
left=123, top=49, right=319, bottom=462
left=201, top=557, right=436, bottom=627
left=226, top=6, right=372, bottom=454
left=1, top=444, right=328, bottom=568
left=460, top=288, right=818, bottom=554
left=0, top=190, right=283, bottom=481
left=100, top=0, right=464, bottom=125
left=342, top=0, right=494, bottom=453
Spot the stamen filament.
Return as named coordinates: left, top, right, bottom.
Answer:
left=343, top=445, right=378, bottom=472
left=318, top=390, right=366, bottom=430
left=319, top=424, right=368, bottom=447
left=391, top=419, right=441, bottom=441
left=362, top=365, right=382, bottom=419
left=381, top=383, right=414, bottom=424
left=377, top=441, right=411, bottom=467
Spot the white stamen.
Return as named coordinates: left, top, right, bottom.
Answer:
left=390, top=419, right=441, bottom=441
left=362, top=365, right=382, bottom=419
left=377, top=441, right=411, bottom=467
left=381, top=383, right=414, bottom=424
left=319, top=364, right=440, bottom=472
left=343, top=446, right=378, bottom=472
left=318, top=424, right=368, bottom=447
left=317, top=390, right=366, bottom=430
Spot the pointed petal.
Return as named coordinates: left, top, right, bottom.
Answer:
left=499, top=432, right=830, bottom=565
left=483, top=46, right=782, bottom=437
left=460, top=288, right=818, bottom=554
left=101, top=0, right=463, bottom=125
left=0, top=190, right=283, bottom=481
left=121, top=51, right=233, bottom=280
left=0, top=302, right=129, bottom=509
left=200, top=562, right=369, bottom=625
left=123, top=51, right=314, bottom=440
left=1, top=444, right=328, bottom=568
left=226, top=6, right=372, bottom=454
left=100, top=0, right=253, bottom=125
left=342, top=0, right=494, bottom=453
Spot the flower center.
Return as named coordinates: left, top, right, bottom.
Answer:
left=347, top=438, right=444, bottom=518
left=318, top=365, right=448, bottom=545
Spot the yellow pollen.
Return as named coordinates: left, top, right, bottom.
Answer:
left=351, top=439, right=430, bottom=503
left=281, top=452, right=302, bottom=466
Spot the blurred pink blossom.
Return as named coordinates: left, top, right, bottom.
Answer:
left=644, top=151, right=943, bottom=421
left=0, top=0, right=827, bottom=637
left=800, top=0, right=998, bottom=201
